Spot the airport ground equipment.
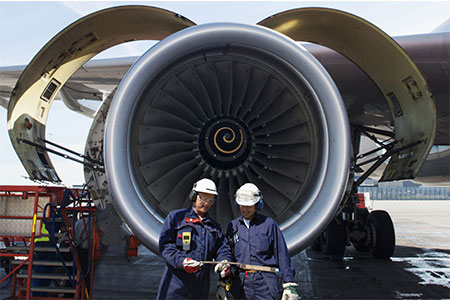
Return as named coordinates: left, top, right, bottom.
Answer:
left=125, top=235, right=140, bottom=260
left=0, top=186, right=99, bottom=300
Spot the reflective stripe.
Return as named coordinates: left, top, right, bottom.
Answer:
left=34, top=224, right=50, bottom=242
left=32, top=214, right=37, bottom=233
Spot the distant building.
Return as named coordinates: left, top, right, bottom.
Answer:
left=358, top=181, right=450, bottom=200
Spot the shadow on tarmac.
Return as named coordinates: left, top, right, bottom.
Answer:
left=1, top=245, right=449, bottom=299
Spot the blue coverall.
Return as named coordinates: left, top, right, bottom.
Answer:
left=226, top=213, right=296, bottom=300
left=157, top=206, right=232, bottom=299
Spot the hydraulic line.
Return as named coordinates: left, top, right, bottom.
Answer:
left=18, top=138, right=104, bottom=172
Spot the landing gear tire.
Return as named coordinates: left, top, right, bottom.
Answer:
left=320, top=220, right=347, bottom=259
left=366, top=210, right=395, bottom=259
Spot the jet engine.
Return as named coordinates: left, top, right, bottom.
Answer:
left=8, top=6, right=437, bottom=258
left=104, top=23, right=350, bottom=255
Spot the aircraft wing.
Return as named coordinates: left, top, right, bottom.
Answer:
left=0, top=57, right=137, bottom=113
left=2, top=32, right=447, bottom=140
left=1, top=33, right=447, bottom=145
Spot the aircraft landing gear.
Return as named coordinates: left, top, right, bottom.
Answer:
left=310, top=201, right=396, bottom=260
left=365, top=210, right=396, bottom=259
left=309, top=125, right=411, bottom=260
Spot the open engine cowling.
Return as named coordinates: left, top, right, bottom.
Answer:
left=104, top=23, right=351, bottom=255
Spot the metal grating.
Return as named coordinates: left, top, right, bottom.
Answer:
left=0, top=195, right=49, bottom=236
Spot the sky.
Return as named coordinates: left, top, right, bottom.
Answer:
left=0, top=1, right=449, bottom=187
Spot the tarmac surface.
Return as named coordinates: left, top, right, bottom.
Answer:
left=91, top=201, right=450, bottom=299
left=1, top=200, right=450, bottom=299
left=89, top=243, right=450, bottom=300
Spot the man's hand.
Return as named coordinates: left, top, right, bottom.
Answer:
left=214, top=260, right=231, bottom=278
left=182, top=258, right=203, bottom=273
left=216, top=281, right=228, bottom=300
left=282, top=282, right=298, bottom=300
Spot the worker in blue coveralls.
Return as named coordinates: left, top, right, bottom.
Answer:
left=157, top=178, right=232, bottom=299
left=226, top=183, right=298, bottom=300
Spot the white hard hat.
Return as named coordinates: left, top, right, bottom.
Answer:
left=235, top=183, right=262, bottom=206
left=193, top=178, right=218, bottom=195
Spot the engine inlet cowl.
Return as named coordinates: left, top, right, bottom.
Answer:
left=104, top=23, right=350, bottom=255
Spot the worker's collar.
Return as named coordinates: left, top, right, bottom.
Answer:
left=186, top=206, right=210, bottom=223
left=239, top=212, right=263, bottom=225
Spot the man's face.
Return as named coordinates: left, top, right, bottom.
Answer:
left=240, top=205, right=256, bottom=220
left=193, top=192, right=216, bottom=217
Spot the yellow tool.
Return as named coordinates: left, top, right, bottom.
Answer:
left=182, top=232, right=191, bottom=251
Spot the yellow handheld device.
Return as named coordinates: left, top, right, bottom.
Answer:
left=182, top=232, right=191, bottom=251
left=225, top=280, right=232, bottom=291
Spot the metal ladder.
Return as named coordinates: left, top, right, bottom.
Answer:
left=0, top=186, right=95, bottom=299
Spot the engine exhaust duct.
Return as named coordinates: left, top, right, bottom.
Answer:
left=104, top=23, right=351, bottom=255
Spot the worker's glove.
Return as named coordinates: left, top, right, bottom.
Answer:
left=282, top=282, right=298, bottom=300
left=182, top=258, right=203, bottom=273
left=214, top=260, right=231, bottom=278
left=216, top=281, right=228, bottom=300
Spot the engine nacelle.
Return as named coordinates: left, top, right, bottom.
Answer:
left=104, top=23, right=351, bottom=255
